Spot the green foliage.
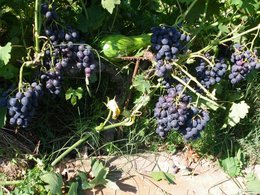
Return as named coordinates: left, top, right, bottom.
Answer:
left=0, top=42, right=11, bottom=66
left=68, top=158, right=119, bottom=194
left=40, top=172, right=63, bottom=195
left=65, top=87, right=84, bottom=106
left=227, top=101, right=250, bottom=127
left=101, top=0, right=121, bottom=14
left=132, top=75, right=151, bottom=94
left=150, top=171, right=175, bottom=184
left=219, top=149, right=245, bottom=177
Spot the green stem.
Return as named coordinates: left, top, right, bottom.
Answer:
left=80, top=0, right=89, bottom=20
left=0, top=180, right=23, bottom=186
left=18, top=63, right=26, bottom=92
left=219, top=24, right=260, bottom=44
left=51, top=134, right=91, bottom=167
left=172, top=62, right=217, bottom=100
left=34, top=0, right=41, bottom=53
left=172, top=75, right=223, bottom=109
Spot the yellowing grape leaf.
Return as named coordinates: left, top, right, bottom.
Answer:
left=101, top=0, right=121, bottom=14
left=227, top=101, right=249, bottom=127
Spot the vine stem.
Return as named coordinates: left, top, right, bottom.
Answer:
left=219, top=24, right=260, bottom=44
left=172, top=62, right=217, bottom=100
left=171, top=75, right=223, bottom=109
left=51, top=116, right=134, bottom=167
left=18, top=63, right=26, bottom=92
left=0, top=180, right=23, bottom=186
left=51, top=134, right=91, bottom=167
left=34, top=0, right=41, bottom=53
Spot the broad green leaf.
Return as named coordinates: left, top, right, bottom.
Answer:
left=230, top=0, right=243, bottom=8
left=150, top=171, right=175, bottom=184
left=68, top=182, right=78, bottom=195
left=101, top=0, right=121, bottom=14
left=78, top=171, right=92, bottom=190
left=89, top=159, right=109, bottom=187
left=132, top=75, right=151, bottom=94
left=40, top=172, right=63, bottom=195
left=71, top=95, right=77, bottom=106
left=65, top=88, right=74, bottom=100
left=220, top=157, right=241, bottom=177
left=77, top=6, right=106, bottom=32
left=0, top=107, right=7, bottom=128
left=218, top=23, right=229, bottom=33
left=75, top=87, right=83, bottom=100
left=227, top=101, right=250, bottom=127
left=0, top=42, right=12, bottom=67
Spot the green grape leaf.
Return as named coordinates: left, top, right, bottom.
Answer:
left=231, top=0, right=243, bottom=8
left=75, top=87, right=83, bottom=100
left=0, top=42, right=12, bottom=67
left=0, top=107, right=7, bottom=128
left=101, top=0, right=121, bottom=14
left=220, top=157, right=242, bottom=177
left=40, top=172, right=63, bottom=195
left=132, top=75, right=151, bottom=94
left=227, top=101, right=250, bottom=127
left=77, top=171, right=92, bottom=190
left=68, top=182, right=79, bottom=195
left=150, top=171, right=175, bottom=184
left=77, top=6, right=106, bottom=32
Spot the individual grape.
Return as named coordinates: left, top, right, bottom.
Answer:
left=229, top=44, right=260, bottom=84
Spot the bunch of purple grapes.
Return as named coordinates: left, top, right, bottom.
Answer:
left=195, top=53, right=227, bottom=89
left=151, top=26, right=190, bottom=77
left=229, top=44, right=260, bottom=84
left=154, top=83, right=209, bottom=140
left=180, top=107, right=210, bottom=140
left=7, top=82, right=43, bottom=128
left=41, top=3, right=96, bottom=95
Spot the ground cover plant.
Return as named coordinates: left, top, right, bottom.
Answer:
left=0, top=0, right=259, bottom=194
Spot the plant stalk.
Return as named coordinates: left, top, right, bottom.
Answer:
left=0, top=180, right=23, bottom=186
left=34, top=0, right=41, bottom=53
left=51, top=134, right=91, bottom=167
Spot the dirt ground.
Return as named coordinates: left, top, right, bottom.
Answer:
left=57, top=152, right=260, bottom=195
